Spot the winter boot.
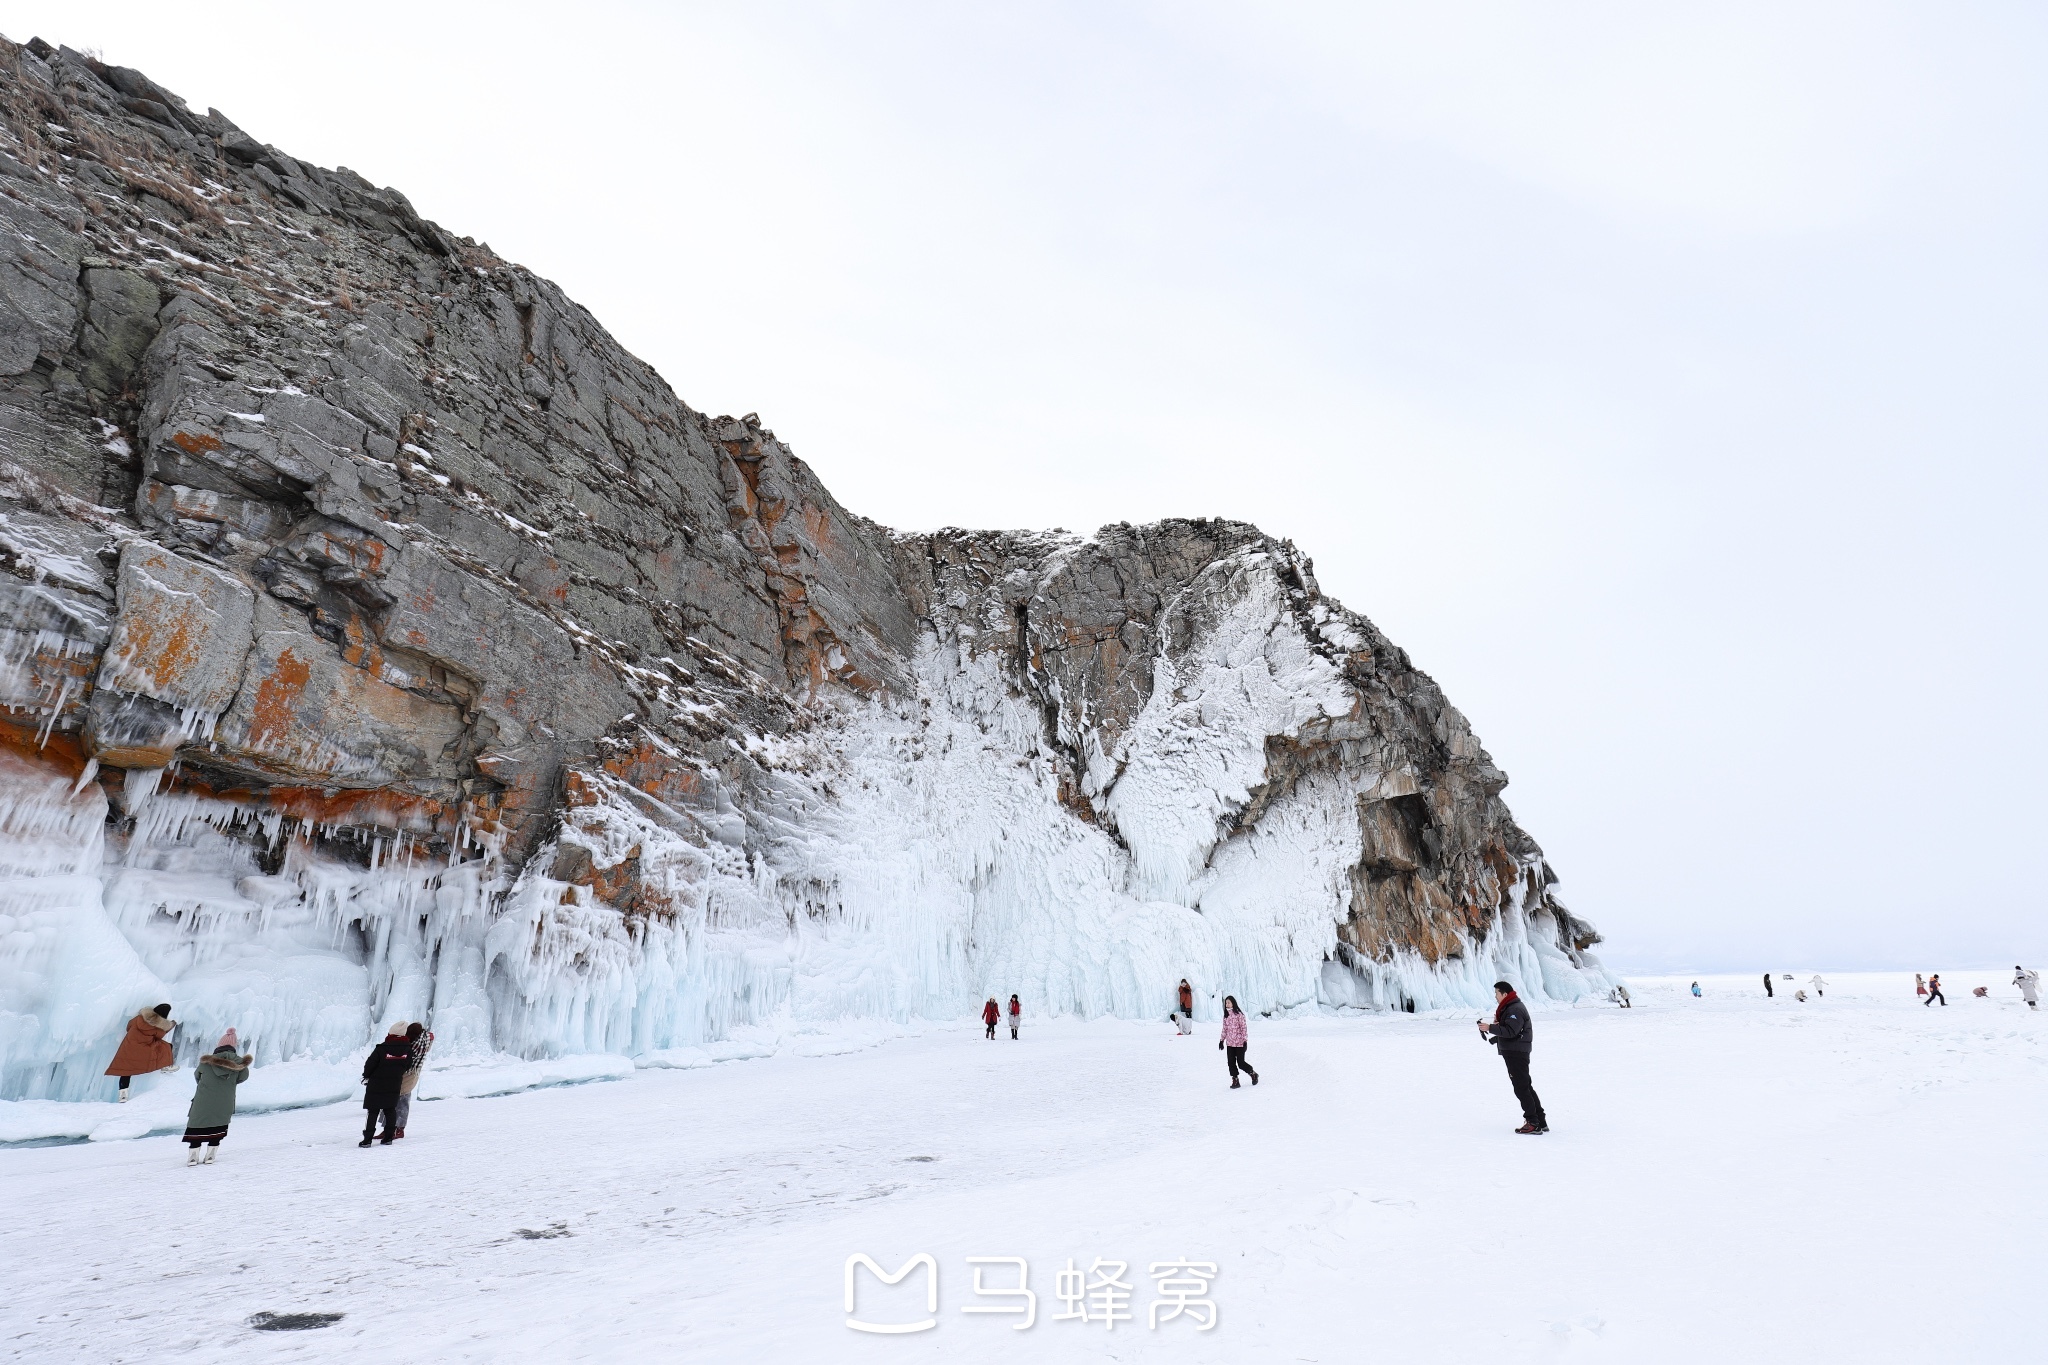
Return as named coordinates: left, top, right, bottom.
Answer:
left=379, top=1133, right=395, bottom=1145
left=1515, top=1123, right=1545, bottom=1135
left=1229, top=1078, right=1241, bottom=1089
left=1248, top=1070, right=1259, bottom=1085
left=202, top=1146, right=217, bottom=1164
left=395, top=1129, right=405, bottom=1139
left=118, top=1089, right=130, bottom=1103
left=186, top=1146, right=200, bottom=1165
left=358, top=1138, right=373, bottom=1148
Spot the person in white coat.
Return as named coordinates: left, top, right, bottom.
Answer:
left=2016, top=966, right=2040, bottom=1008
left=1810, top=974, right=1827, bottom=998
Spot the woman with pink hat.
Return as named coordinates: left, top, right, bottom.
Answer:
left=180, top=1028, right=251, bottom=1165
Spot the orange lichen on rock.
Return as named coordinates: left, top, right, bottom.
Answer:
left=245, top=648, right=312, bottom=749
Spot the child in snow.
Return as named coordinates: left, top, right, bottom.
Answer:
left=1218, top=996, right=1259, bottom=1088
left=1007, top=995, right=1021, bottom=1040
left=1924, top=974, right=1946, bottom=1007
left=394, top=1021, right=434, bottom=1138
left=182, top=1029, right=250, bottom=1164
left=1176, top=979, right=1195, bottom=1034
left=105, top=1002, right=177, bottom=1102
left=2015, top=966, right=2039, bottom=1008
left=982, top=998, right=1000, bottom=1040
left=360, top=1025, right=413, bottom=1146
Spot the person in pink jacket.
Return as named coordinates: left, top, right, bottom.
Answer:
left=1218, top=995, right=1259, bottom=1089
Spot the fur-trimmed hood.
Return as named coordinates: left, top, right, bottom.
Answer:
left=198, top=1051, right=252, bottom=1071
left=135, top=1009, right=173, bottom=1033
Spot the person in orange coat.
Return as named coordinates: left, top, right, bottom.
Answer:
left=105, top=1004, right=177, bottom=1102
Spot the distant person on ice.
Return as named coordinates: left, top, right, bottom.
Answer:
left=1924, top=974, right=1947, bottom=1007
left=360, top=1025, right=412, bottom=1146
left=1763, top=973, right=1773, bottom=998
left=1218, top=996, right=1259, bottom=1088
left=1478, top=981, right=1547, bottom=1134
left=1691, top=982, right=1701, bottom=997
left=1177, top=979, right=1195, bottom=1035
left=2015, top=966, right=2039, bottom=1009
left=1810, top=975, right=1827, bottom=998
left=1007, top=995, right=1021, bottom=1040
left=105, top=1002, right=177, bottom=1102
left=394, top=1021, right=433, bottom=1138
left=982, top=998, right=1000, bottom=1040
left=182, top=1030, right=250, bottom=1165
left=1915, top=974, right=1927, bottom=998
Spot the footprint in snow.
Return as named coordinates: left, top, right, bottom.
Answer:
left=514, top=1222, right=572, bottom=1240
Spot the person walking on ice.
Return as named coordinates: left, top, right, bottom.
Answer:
left=106, top=1003, right=177, bottom=1102
left=1478, top=981, right=1547, bottom=1134
left=1762, top=973, right=1773, bottom=998
left=181, top=1030, right=250, bottom=1164
left=1218, top=996, right=1259, bottom=1088
left=1924, top=974, right=1947, bottom=1007
left=1810, top=974, right=1827, bottom=998
left=1176, top=979, right=1195, bottom=1035
left=1915, top=974, right=1927, bottom=998
left=2015, top=966, right=2039, bottom=1008
left=360, top=1025, right=412, bottom=1146
left=1007, top=994, right=1021, bottom=1040
left=982, top=998, right=1000, bottom=1040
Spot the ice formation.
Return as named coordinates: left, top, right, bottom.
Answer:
left=0, top=540, right=1609, bottom=1106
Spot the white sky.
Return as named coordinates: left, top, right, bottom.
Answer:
left=12, top=2, right=2044, bottom=971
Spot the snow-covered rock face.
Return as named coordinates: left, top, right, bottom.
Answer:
left=0, top=38, right=1608, bottom=1100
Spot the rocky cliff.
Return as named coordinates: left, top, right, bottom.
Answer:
left=0, top=37, right=1607, bottom=1101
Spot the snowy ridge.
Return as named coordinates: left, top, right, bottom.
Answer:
left=0, top=543, right=1609, bottom=1119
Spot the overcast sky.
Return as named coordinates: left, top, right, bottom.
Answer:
left=13, top=2, right=2044, bottom=971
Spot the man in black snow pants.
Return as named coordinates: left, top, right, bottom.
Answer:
left=1478, top=981, right=1548, bottom=1134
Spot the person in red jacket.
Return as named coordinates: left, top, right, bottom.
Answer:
left=1176, top=979, right=1194, bottom=1035
left=1007, top=994, right=1021, bottom=1040
left=105, top=1003, right=178, bottom=1101
left=982, top=997, right=1000, bottom=1040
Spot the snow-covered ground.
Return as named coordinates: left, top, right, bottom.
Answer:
left=1, top=971, right=2039, bottom=1362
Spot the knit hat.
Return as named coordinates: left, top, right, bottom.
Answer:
left=217, top=1027, right=238, bottom=1049
left=154, top=1003, right=172, bottom=1017
left=385, top=1022, right=410, bottom=1038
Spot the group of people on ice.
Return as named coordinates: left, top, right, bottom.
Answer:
left=1916, top=969, right=2039, bottom=1006
left=981, top=995, right=1022, bottom=1039
left=1760, top=973, right=1828, bottom=1001
left=101, top=1005, right=434, bottom=1163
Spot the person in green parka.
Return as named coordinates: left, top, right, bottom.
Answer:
left=182, top=1028, right=251, bottom=1166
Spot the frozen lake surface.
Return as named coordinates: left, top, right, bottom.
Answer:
left=1, top=971, right=2039, bottom=1362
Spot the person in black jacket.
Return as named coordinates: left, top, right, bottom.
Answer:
left=1477, top=981, right=1548, bottom=1134
left=359, top=1026, right=412, bottom=1147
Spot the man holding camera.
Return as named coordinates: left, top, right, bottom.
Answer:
left=1477, top=980, right=1548, bottom=1135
